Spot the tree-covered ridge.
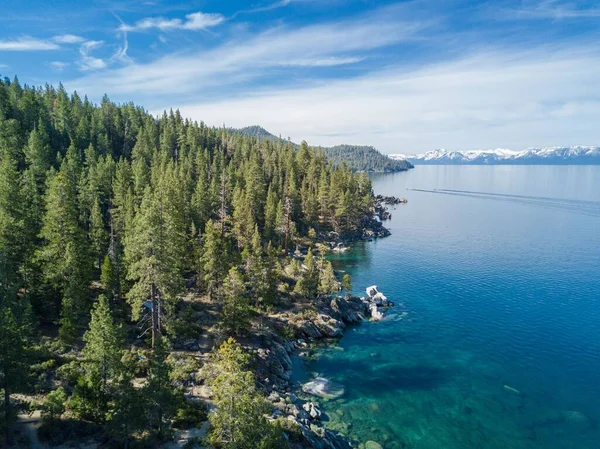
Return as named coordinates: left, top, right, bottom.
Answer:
left=0, top=75, right=377, bottom=447
left=231, top=126, right=413, bottom=172
left=318, top=144, right=413, bottom=172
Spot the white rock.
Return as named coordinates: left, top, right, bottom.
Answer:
left=372, top=292, right=388, bottom=305
left=366, top=285, right=378, bottom=298
left=370, top=304, right=384, bottom=321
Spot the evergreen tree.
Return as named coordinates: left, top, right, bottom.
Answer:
left=108, top=351, right=145, bottom=448
left=221, top=268, right=251, bottom=336
left=341, top=273, right=352, bottom=292
left=202, top=338, right=286, bottom=449
left=318, top=259, right=339, bottom=296
left=124, top=184, right=185, bottom=347
left=294, top=249, right=318, bottom=299
left=0, top=289, right=33, bottom=446
left=38, top=167, right=91, bottom=343
left=71, top=295, right=122, bottom=423
left=200, top=219, right=229, bottom=299
left=144, top=336, right=177, bottom=438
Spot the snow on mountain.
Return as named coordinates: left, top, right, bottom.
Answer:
left=389, top=146, right=600, bottom=165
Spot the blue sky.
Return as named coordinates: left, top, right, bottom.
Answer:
left=1, top=0, right=600, bottom=153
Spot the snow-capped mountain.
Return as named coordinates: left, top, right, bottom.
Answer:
left=389, top=146, right=600, bottom=165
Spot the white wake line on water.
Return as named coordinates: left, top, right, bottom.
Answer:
left=437, top=189, right=600, bottom=207
left=407, top=188, right=600, bottom=218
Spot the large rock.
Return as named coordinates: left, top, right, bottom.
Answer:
left=372, top=292, right=388, bottom=306
left=315, top=314, right=345, bottom=338
left=303, top=402, right=322, bottom=420
left=366, top=285, right=378, bottom=298
left=369, top=304, right=384, bottom=321
left=330, top=296, right=367, bottom=323
left=298, top=320, right=323, bottom=339
left=302, top=377, right=345, bottom=399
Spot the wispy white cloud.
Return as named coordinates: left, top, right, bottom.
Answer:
left=173, top=46, right=600, bottom=153
left=49, top=61, right=68, bottom=71
left=0, top=64, right=8, bottom=69
left=70, top=5, right=426, bottom=95
left=52, top=34, right=85, bottom=44
left=280, top=56, right=365, bottom=67
left=119, top=11, right=225, bottom=32
left=0, top=36, right=59, bottom=51
left=502, top=0, right=600, bottom=20
left=78, top=40, right=106, bottom=71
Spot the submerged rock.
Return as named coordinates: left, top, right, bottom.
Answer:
left=563, top=410, right=591, bottom=427
left=302, top=377, right=345, bottom=399
left=365, top=442, right=383, bottom=449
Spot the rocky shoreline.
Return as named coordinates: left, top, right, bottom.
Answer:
left=375, top=194, right=407, bottom=221
left=252, top=286, right=395, bottom=449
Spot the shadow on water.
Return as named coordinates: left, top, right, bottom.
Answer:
left=315, top=357, right=452, bottom=397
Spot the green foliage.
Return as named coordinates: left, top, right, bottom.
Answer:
left=41, top=387, right=67, bottom=421
left=0, top=76, right=383, bottom=448
left=172, top=397, right=207, bottom=429
left=318, top=144, right=413, bottom=172
left=318, top=258, right=339, bottom=295
left=221, top=267, right=252, bottom=336
left=341, top=273, right=352, bottom=292
left=70, top=295, right=122, bottom=423
left=144, top=336, right=178, bottom=438
left=202, top=338, right=287, bottom=449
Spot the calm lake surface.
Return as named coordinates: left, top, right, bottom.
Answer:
left=296, top=165, right=600, bottom=449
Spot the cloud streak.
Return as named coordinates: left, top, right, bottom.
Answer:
left=501, top=0, right=600, bottom=20
left=0, top=36, right=59, bottom=51
left=70, top=5, right=427, bottom=96
left=174, top=46, right=600, bottom=153
left=52, top=34, right=85, bottom=44
left=119, top=11, right=225, bottom=32
left=78, top=40, right=106, bottom=71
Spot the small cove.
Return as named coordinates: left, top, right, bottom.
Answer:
left=293, top=165, right=600, bottom=449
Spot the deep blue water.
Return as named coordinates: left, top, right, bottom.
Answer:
left=297, top=166, right=600, bottom=449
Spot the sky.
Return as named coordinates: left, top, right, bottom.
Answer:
left=1, top=0, right=600, bottom=154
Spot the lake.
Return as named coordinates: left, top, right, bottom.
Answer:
left=296, top=165, right=600, bottom=449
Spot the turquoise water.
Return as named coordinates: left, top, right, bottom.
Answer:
left=298, top=166, right=600, bottom=449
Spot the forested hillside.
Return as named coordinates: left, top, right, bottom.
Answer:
left=318, top=144, right=413, bottom=172
left=231, top=126, right=412, bottom=172
left=0, top=76, right=377, bottom=447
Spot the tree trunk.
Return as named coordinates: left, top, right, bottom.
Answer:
left=151, top=282, right=158, bottom=348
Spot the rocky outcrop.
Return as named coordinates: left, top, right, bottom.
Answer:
left=375, top=194, right=407, bottom=221
left=255, top=287, right=400, bottom=448
left=268, top=390, right=350, bottom=449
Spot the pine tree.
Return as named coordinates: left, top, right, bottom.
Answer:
left=124, top=183, right=185, bottom=347
left=200, top=219, right=229, bottom=299
left=318, top=259, right=339, bottom=296
left=264, top=185, right=278, bottom=241
left=38, top=167, right=92, bottom=343
left=0, top=288, right=33, bottom=446
left=108, top=351, right=145, bottom=448
left=294, top=249, right=318, bottom=299
left=221, top=268, right=251, bottom=336
left=0, top=153, right=27, bottom=285
left=71, top=295, right=122, bottom=423
left=144, top=336, right=177, bottom=438
left=202, top=338, right=285, bottom=449
left=341, top=273, right=352, bottom=292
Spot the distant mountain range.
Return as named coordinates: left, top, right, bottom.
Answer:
left=389, top=147, right=600, bottom=165
left=231, top=126, right=413, bottom=172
